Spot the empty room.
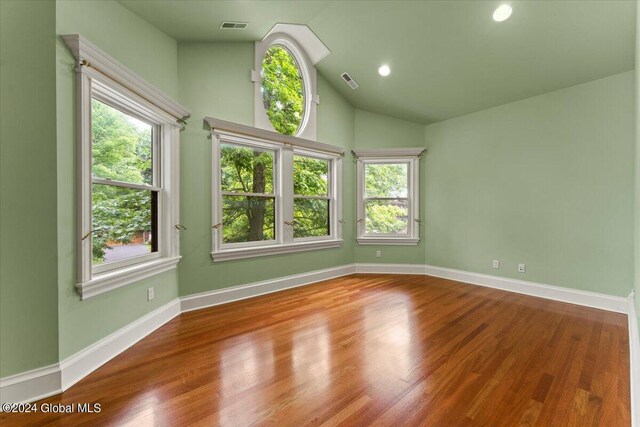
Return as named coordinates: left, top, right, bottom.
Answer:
left=1, top=0, right=639, bottom=425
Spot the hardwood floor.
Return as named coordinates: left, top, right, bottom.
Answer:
left=1, top=274, right=630, bottom=426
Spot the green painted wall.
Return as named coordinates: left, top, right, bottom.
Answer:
left=176, top=42, right=356, bottom=296
left=55, top=0, right=180, bottom=359
left=0, top=0, right=59, bottom=377
left=424, top=71, right=635, bottom=296
left=56, top=0, right=178, bottom=99
left=353, top=110, right=426, bottom=264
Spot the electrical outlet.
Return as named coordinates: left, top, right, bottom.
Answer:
left=518, top=264, right=526, bottom=273
left=376, top=250, right=381, bottom=258
left=492, top=260, right=500, bottom=269
left=147, top=287, right=154, bottom=301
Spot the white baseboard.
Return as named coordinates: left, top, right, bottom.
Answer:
left=355, top=263, right=426, bottom=275
left=629, top=291, right=640, bottom=427
left=1, top=261, right=632, bottom=407
left=180, top=264, right=356, bottom=312
left=0, top=299, right=181, bottom=405
left=355, top=263, right=628, bottom=313
left=0, top=364, right=61, bottom=406
left=59, top=299, right=181, bottom=390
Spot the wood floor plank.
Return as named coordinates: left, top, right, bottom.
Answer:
left=0, top=274, right=630, bottom=426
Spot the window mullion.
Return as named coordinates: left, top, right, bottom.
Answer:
left=293, top=195, right=330, bottom=200
left=334, top=157, right=342, bottom=240
left=79, top=71, right=93, bottom=284
left=410, top=158, right=419, bottom=239
left=212, top=134, right=223, bottom=253
left=356, top=159, right=364, bottom=237
left=281, top=147, right=294, bottom=244
left=152, top=125, right=159, bottom=188
left=92, top=178, right=161, bottom=192
left=221, top=191, right=276, bottom=198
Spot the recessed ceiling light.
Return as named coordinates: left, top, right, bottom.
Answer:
left=378, top=65, right=391, bottom=77
left=493, top=4, right=512, bottom=22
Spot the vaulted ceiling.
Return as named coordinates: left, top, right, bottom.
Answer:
left=119, top=0, right=636, bottom=124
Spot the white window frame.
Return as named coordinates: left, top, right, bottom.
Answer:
left=63, top=35, right=190, bottom=299
left=216, top=137, right=281, bottom=252
left=354, top=148, right=425, bottom=246
left=253, top=32, right=319, bottom=141
left=292, top=150, right=335, bottom=244
left=89, top=92, right=163, bottom=275
left=208, top=118, right=343, bottom=262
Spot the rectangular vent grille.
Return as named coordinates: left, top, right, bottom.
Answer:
left=220, top=21, right=248, bottom=29
left=341, top=72, right=358, bottom=89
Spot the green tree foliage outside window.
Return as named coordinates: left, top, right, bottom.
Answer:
left=261, top=45, right=305, bottom=136
left=294, top=156, right=330, bottom=238
left=364, top=163, right=409, bottom=234
left=221, top=144, right=276, bottom=243
left=91, top=99, right=155, bottom=263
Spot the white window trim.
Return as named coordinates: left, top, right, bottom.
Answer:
left=63, top=34, right=190, bottom=300
left=253, top=32, right=318, bottom=141
left=354, top=148, right=425, bottom=246
left=207, top=118, right=344, bottom=262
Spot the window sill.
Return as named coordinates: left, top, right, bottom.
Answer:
left=212, top=239, right=343, bottom=262
left=76, top=256, right=181, bottom=300
left=357, top=237, right=420, bottom=246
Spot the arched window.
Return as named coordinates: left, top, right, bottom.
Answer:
left=261, top=44, right=307, bottom=136
left=254, top=27, right=325, bottom=141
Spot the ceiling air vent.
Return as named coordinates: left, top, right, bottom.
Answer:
left=341, top=72, right=358, bottom=90
left=220, top=21, right=248, bottom=29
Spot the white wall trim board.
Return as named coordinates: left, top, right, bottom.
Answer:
left=77, top=257, right=181, bottom=300
left=629, top=291, right=640, bottom=427
left=355, top=263, right=426, bottom=275
left=0, top=364, right=61, bottom=407
left=352, top=147, right=425, bottom=158
left=211, top=240, right=343, bottom=262
left=262, top=24, right=330, bottom=65
left=61, top=34, right=189, bottom=120
left=205, top=117, right=344, bottom=156
left=2, top=262, right=631, bottom=407
left=0, top=299, right=180, bottom=405
left=354, top=263, right=628, bottom=313
left=59, top=299, right=181, bottom=390
left=180, top=264, right=356, bottom=312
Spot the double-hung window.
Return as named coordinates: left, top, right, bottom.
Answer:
left=220, top=141, right=277, bottom=246
left=293, top=154, right=331, bottom=239
left=90, top=97, right=161, bottom=272
left=209, top=119, right=343, bottom=261
left=354, top=148, right=424, bottom=245
left=64, top=34, right=189, bottom=299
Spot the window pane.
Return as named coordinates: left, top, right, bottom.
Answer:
left=294, top=156, right=328, bottom=197
left=221, top=143, right=274, bottom=194
left=365, top=199, right=408, bottom=235
left=222, top=195, right=275, bottom=243
left=261, top=45, right=305, bottom=136
left=294, top=198, right=329, bottom=238
left=92, top=99, right=153, bottom=185
left=365, top=163, right=408, bottom=198
left=92, top=184, right=157, bottom=265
